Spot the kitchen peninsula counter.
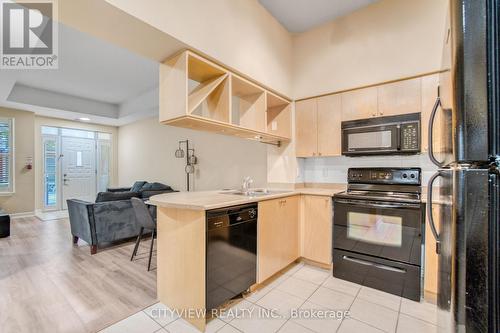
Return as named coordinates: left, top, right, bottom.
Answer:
left=150, top=186, right=345, bottom=332
left=149, top=186, right=346, bottom=210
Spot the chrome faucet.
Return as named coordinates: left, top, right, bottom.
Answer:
left=241, top=176, right=254, bottom=193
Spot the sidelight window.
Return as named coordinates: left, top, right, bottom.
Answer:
left=0, top=118, right=13, bottom=194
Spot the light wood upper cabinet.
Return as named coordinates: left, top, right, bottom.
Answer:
left=295, top=95, right=341, bottom=157
left=300, top=195, right=332, bottom=265
left=295, top=74, right=438, bottom=159
left=317, top=94, right=342, bottom=156
left=257, top=196, right=299, bottom=283
left=377, top=78, right=422, bottom=117
left=341, top=86, right=378, bottom=121
left=295, top=99, right=318, bottom=157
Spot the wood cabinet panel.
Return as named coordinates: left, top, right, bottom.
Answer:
left=257, top=196, right=299, bottom=283
left=282, top=196, right=300, bottom=265
left=301, top=195, right=332, bottom=265
left=295, top=99, right=318, bottom=157
left=317, top=94, right=341, bottom=156
left=341, top=86, right=378, bottom=121
left=377, top=77, right=422, bottom=117
left=421, top=74, right=439, bottom=153
left=424, top=204, right=441, bottom=297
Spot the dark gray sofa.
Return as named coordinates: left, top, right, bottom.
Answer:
left=67, top=182, right=174, bottom=254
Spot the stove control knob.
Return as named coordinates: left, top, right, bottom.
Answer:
left=402, top=173, right=408, bottom=179
left=410, top=174, right=416, bottom=179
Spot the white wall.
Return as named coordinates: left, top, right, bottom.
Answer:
left=118, top=117, right=268, bottom=191
left=105, top=0, right=293, bottom=97
left=300, top=154, right=437, bottom=185
left=292, top=0, right=448, bottom=99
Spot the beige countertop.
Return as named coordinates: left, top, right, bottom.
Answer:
left=149, top=186, right=346, bottom=211
left=149, top=184, right=442, bottom=210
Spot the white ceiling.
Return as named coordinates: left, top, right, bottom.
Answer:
left=0, top=22, right=171, bottom=126
left=259, top=0, right=379, bottom=33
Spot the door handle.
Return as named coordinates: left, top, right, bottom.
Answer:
left=428, top=94, right=446, bottom=167
left=342, top=255, right=406, bottom=273
left=334, top=199, right=420, bottom=209
left=426, top=170, right=442, bottom=254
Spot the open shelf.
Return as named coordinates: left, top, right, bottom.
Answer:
left=188, top=53, right=227, bottom=83
left=230, top=74, right=266, bottom=132
left=160, top=50, right=291, bottom=145
left=266, top=91, right=291, bottom=138
left=187, top=54, right=230, bottom=122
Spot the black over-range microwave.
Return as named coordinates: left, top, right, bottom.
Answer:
left=341, top=113, right=421, bottom=156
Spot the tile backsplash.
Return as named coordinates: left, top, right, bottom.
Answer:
left=297, top=153, right=438, bottom=185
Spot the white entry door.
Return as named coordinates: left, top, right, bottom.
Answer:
left=61, top=137, right=96, bottom=209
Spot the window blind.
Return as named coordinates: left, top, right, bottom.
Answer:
left=0, top=119, right=12, bottom=192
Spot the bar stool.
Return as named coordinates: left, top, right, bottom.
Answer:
left=130, top=197, right=156, bottom=271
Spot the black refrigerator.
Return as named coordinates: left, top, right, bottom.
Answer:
left=426, top=0, right=499, bottom=332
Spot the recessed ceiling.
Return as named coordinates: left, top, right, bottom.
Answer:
left=259, top=0, right=379, bottom=33
left=0, top=22, right=185, bottom=126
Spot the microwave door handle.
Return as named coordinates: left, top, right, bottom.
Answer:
left=428, top=95, right=445, bottom=167
left=426, top=170, right=442, bottom=254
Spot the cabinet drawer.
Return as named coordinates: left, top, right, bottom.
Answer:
left=333, top=249, right=421, bottom=301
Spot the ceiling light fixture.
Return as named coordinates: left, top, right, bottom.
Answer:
left=77, top=117, right=91, bottom=122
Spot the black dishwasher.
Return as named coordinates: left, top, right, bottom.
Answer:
left=206, top=203, right=257, bottom=310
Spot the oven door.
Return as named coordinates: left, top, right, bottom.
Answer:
left=333, top=198, right=423, bottom=265
left=342, top=124, right=400, bottom=155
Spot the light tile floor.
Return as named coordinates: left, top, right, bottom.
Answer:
left=99, top=263, right=438, bottom=333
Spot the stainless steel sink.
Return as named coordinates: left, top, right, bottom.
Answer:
left=220, top=189, right=291, bottom=197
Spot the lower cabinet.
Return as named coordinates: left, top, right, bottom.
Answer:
left=300, top=195, right=333, bottom=265
left=257, top=196, right=299, bottom=283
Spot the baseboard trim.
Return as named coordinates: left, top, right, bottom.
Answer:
left=10, top=211, right=35, bottom=219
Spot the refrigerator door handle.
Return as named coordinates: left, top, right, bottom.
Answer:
left=426, top=170, right=442, bottom=254
left=428, top=95, right=446, bottom=167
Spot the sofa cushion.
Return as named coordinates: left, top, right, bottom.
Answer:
left=131, top=181, right=147, bottom=193
left=95, top=191, right=139, bottom=203
left=140, top=182, right=173, bottom=191
left=140, top=189, right=175, bottom=199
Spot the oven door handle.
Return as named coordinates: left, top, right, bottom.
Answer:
left=342, top=255, right=407, bottom=273
left=426, top=170, right=442, bottom=254
left=334, top=199, right=421, bottom=209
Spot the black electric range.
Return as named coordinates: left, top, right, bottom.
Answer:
left=332, top=167, right=425, bottom=301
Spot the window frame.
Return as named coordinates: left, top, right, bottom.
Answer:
left=0, top=118, right=14, bottom=195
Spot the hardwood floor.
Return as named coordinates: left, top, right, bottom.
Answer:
left=0, top=216, right=157, bottom=333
